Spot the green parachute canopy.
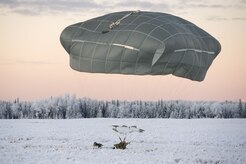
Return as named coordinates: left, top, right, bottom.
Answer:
left=60, top=11, right=221, bottom=81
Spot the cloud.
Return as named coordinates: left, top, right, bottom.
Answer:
left=13, top=8, right=40, bottom=16
left=231, top=17, right=246, bottom=21
left=175, top=3, right=230, bottom=10
left=207, top=16, right=229, bottom=21
left=1, top=0, right=245, bottom=16
left=0, top=0, right=103, bottom=16
left=0, top=0, right=172, bottom=16
left=115, top=1, right=170, bottom=12
left=241, top=0, right=246, bottom=3
left=207, top=16, right=246, bottom=21
left=173, top=0, right=246, bottom=10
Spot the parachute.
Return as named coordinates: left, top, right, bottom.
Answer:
left=60, top=11, right=221, bottom=81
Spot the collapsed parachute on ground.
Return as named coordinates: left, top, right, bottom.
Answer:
left=60, top=11, right=221, bottom=81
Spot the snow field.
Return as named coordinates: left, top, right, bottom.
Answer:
left=0, top=119, right=246, bottom=164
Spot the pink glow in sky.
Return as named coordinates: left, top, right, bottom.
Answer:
left=0, top=0, right=246, bottom=101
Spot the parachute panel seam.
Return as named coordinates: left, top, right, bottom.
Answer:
left=72, top=40, right=139, bottom=51
left=174, top=49, right=215, bottom=55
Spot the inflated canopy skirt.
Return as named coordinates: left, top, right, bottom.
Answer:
left=60, top=11, right=221, bottom=81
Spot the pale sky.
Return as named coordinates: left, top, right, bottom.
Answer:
left=0, top=0, right=246, bottom=101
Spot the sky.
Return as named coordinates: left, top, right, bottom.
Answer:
left=0, top=0, right=246, bottom=102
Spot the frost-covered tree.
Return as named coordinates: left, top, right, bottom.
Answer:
left=108, top=103, right=119, bottom=118
left=12, top=100, right=22, bottom=119
left=238, top=99, right=243, bottom=118
left=102, top=101, right=109, bottom=118
left=0, top=95, right=244, bottom=119
left=243, top=103, right=246, bottom=118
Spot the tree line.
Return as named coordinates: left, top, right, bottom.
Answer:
left=0, top=95, right=246, bottom=119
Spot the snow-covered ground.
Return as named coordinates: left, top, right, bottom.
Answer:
left=0, top=119, right=245, bottom=164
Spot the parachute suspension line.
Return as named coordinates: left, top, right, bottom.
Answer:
left=171, top=79, right=192, bottom=99
left=70, top=68, right=81, bottom=96
left=109, top=10, right=140, bottom=30
left=112, top=127, right=128, bottom=142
